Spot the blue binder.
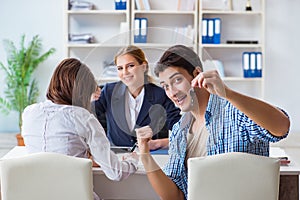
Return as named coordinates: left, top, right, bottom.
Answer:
left=140, top=18, right=148, bottom=43
left=207, top=19, right=214, bottom=44
left=249, top=52, right=256, bottom=77
left=134, top=18, right=140, bottom=43
left=243, top=52, right=250, bottom=78
left=213, top=18, right=221, bottom=44
left=255, top=52, right=262, bottom=77
left=134, top=18, right=147, bottom=43
left=202, top=19, right=208, bottom=44
left=115, top=0, right=126, bottom=10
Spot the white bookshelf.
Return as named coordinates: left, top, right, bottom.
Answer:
left=64, top=0, right=130, bottom=83
left=199, top=0, right=265, bottom=99
left=64, top=0, right=265, bottom=97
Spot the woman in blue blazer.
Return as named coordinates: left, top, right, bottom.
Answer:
left=93, top=46, right=181, bottom=149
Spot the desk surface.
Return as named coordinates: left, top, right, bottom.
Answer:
left=2, top=146, right=300, bottom=175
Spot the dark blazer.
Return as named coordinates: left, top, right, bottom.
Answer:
left=93, top=81, right=181, bottom=147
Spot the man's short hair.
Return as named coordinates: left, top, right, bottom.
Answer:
left=155, top=45, right=203, bottom=77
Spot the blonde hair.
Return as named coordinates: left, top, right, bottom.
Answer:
left=114, top=45, right=154, bottom=83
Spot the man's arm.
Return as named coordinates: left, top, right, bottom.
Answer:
left=136, top=126, right=184, bottom=200
left=225, top=88, right=289, bottom=137
left=192, top=70, right=290, bottom=137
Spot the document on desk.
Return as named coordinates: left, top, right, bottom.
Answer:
left=270, top=147, right=290, bottom=166
left=110, top=146, right=131, bottom=154
left=150, top=148, right=169, bottom=155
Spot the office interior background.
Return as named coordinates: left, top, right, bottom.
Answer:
left=0, top=0, right=299, bottom=147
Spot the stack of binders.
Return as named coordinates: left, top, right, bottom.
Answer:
left=202, top=18, right=221, bottom=44
left=242, top=52, right=262, bottom=78
left=134, top=18, right=148, bottom=43
left=115, top=0, right=127, bottom=10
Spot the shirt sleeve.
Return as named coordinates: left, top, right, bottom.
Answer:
left=237, top=107, right=289, bottom=143
left=92, top=84, right=110, bottom=128
left=82, top=113, right=138, bottom=181
left=163, top=122, right=188, bottom=199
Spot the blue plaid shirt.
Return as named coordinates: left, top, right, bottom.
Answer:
left=163, top=94, right=289, bottom=200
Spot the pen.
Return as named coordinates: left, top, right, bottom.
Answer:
left=130, top=142, right=137, bottom=152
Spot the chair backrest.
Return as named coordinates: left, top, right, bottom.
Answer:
left=0, top=152, right=93, bottom=200
left=188, top=152, right=280, bottom=200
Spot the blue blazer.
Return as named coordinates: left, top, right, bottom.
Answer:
left=93, top=81, right=181, bottom=146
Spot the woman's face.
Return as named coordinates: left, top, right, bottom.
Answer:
left=116, top=54, right=146, bottom=89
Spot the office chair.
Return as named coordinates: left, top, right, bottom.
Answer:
left=0, top=152, right=93, bottom=200
left=188, top=152, right=280, bottom=200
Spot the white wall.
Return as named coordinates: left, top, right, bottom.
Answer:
left=0, top=0, right=65, bottom=133
left=264, top=1, right=300, bottom=136
left=0, top=1, right=300, bottom=138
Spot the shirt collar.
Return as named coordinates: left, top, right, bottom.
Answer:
left=179, top=94, right=225, bottom=129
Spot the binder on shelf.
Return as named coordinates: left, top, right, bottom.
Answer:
left=134, top=18, right=140, bottom=43
left=207, top=19, right=214, bottom=44
left=256, top=52, right=262, bottom=77
left=243, top=52, right=250, bottom=78
left=242, top=52, right=263, bottom=78
left=134, top=18, right=148, bottom=43
left=140, top=18, right=148, bottom=43
left=213, top=18, right=221, bottom=44
left=249, top=52, right=256, bottom=77
left=115, top=0, right=126, bottom=10
left=202, top=18, right=222, bottom=44
left=202, top=19, right=208, bottom=44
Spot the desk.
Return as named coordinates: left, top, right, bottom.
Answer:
left=1, top=147, right=300, bottom=200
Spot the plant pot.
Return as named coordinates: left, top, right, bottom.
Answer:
left=16, top=133, right=25, bottom=146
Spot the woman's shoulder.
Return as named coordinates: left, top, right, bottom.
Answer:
left=145, top=83, right=165, bottom=93
left=23, top=100, right=50, bottom=114
left=102, top=81, right=124, bottom=93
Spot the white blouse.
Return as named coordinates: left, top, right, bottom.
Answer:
left=125, top=87, right=145, bottom=131
left=22, top=100, right=138, bottom=181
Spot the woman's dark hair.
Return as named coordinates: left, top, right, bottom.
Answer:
left=155, top=45, right=203, bottom=77
left=46, top=58, right=97, bottom=111
left=114, top=45, right=154, bottom=83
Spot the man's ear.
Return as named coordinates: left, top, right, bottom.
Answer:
left=193, top=67, right=202, bottom=78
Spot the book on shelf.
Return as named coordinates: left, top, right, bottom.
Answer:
left=135, top=0, right=150, bottom=10
left=202, top=0, right=230, bottom=11
left=172, top=25, right=194, bottom=45
left=177, top=0, right=195, bottom=11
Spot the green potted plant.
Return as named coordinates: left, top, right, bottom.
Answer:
left=0, top=34, right=55, bottom=145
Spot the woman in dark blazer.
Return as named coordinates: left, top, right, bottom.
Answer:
left=93, top=45, right=181, bottom=149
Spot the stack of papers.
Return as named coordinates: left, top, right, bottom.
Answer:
left=68, top=33, right=95, bottom=44
left=69, top=1, right=94, bottom=10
